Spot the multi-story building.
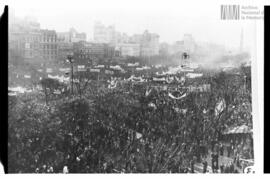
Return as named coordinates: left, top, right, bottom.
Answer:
left=9, top=14, right=61, bottom=63
left=9, top=13, right=41, bottom=32
left=183, top=34, right=196, bottom=53
left=57, top=31, right=73, bottom=62
left=117, top=43, right=140, bottom=57
left=57, top=32, right=71, bottom=43
left=23, top=31, right=41, bottom=60
left=93, top=22, right=116, bottom=44
left=159, top=42, right=170, bottom=56
left=73, top=41, right=92, bottom=64
left=9, top=31, right=41, bottom=62
left=129, top=34, right=142, bottom=44
left=9, top=14, right=43, bottom=63
left=115, top=31, right=122, bottom=44
left=57, top=28, right=87, bottom=43
left=104, top=44, right=115, bottom=58
left=69, top=27, right=87, bottom=43
left=73, top=41, right=114, bottom=64
left=57, top=42, right=73, bottom=61
left=120, top=33, right=129, bottom=43
left=93, top=23, right=160, bottom=57
left=140, top=30, right=159, bottom=57
left=169, top=35, right=197, bottom=55
left=40, top=30, right=58, bottom=61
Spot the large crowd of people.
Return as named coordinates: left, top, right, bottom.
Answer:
left=8, top=61, right=253, bottom=173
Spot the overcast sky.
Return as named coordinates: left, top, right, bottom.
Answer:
left=1, top=0, right=266, bottom=50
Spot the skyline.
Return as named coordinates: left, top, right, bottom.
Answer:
left=3, top=0, right=263, bottom=50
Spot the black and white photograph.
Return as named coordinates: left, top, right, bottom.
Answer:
left=2, top=0, right=266, bottom=174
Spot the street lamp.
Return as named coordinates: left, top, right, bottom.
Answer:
left=66, top=54, right=74, bottom=95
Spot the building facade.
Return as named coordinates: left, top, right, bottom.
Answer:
left=73, top=41, right=114, bottom=64
left=57, top=28, right=87, bottom=43
left=117, top=43, right=140, bottom=57
left=40, top=30, right=58, bottom=61
left=93, top=22, right=116, bottom=44
left=129, top=34, right=142, bottom=44
left=57, top=32, right=71, bottom=43
left=69, top=27, right=87, bottom=43
left=159, top=42, right=170, bottom=56
left=183, top=34, right=196, bottom=53
left=140, top=30, right=159, bottom=57
left=9, top=14, right=42, bottom=62
left=57, top=42, right=73, bottom=61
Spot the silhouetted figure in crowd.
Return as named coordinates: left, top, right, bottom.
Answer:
left=220, top=143, right=224, bottom=156
left=202, top=160, right=208, bottom=173
left=190, top=158, right=195, bottom=173
left=220, top=164, right=224, bottom=173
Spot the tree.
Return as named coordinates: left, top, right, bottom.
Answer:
left=73, top=71, right=92, bottom=98
left=40, top=78, right=64, bottom=105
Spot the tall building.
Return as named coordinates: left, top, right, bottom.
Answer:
left=9, top=13, right=41, bottom=33
left=93, top=22, right=116, bottom=44
left=22, top=31, right=41, bottom=60
left=140, top=30, right=159, bottom=57
left=115, top=31, right=122, bottom=44
left=40, top=30, right=58, bottom=61
left=10, top=30, right=41, bottom=60
left=183, top=34, right=196, bottom=53
left=9, top=14, right=43, bottom=63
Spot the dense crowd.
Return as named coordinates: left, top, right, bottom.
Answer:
left=8, top=64, right=252, bottom=173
